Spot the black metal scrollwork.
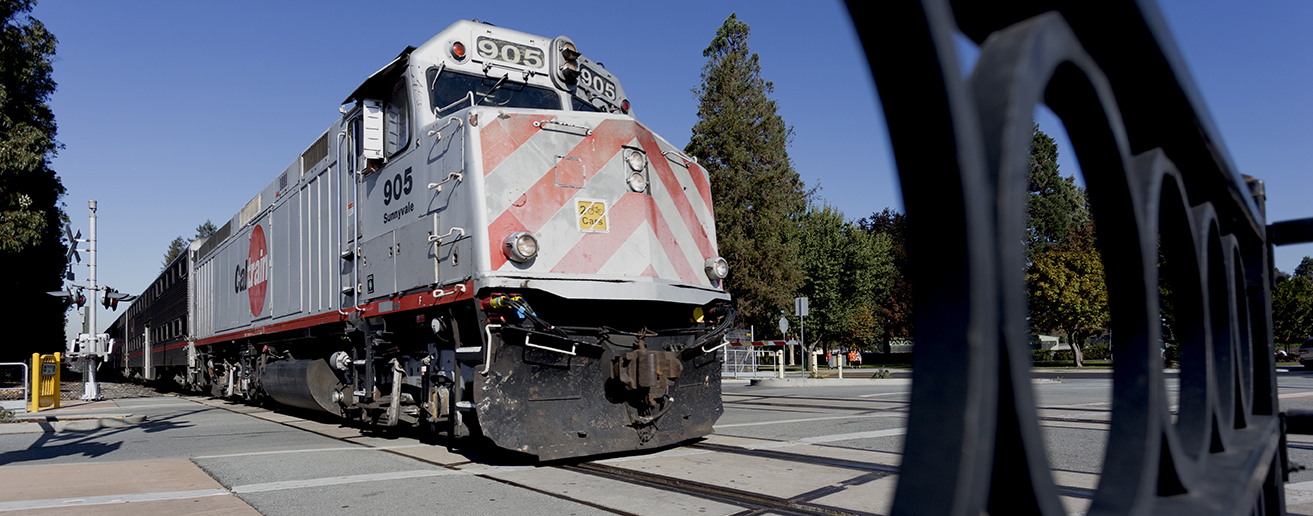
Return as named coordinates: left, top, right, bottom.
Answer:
left=846, top=1, right=1283, bottom=514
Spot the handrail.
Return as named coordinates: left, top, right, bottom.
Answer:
left=0, top=362, right=29, bottom=413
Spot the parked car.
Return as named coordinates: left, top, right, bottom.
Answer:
left=1300, top=339, right=1313, bottom=368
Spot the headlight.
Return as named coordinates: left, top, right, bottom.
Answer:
left=504, top=232, right=539, bottom=263
left=627, top=172, right=647, bottom=193
left=704, top=257, right=728, bottom=280
left=626, top=150, right=647, bottom=171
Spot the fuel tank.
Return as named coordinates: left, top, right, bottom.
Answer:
left=262, top=359, right=345, bottom=416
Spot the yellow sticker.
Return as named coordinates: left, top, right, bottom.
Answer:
left=577, top=199, right=608, bottom=232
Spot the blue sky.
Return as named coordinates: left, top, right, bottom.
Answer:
left=31, top=1, right=1313, bottom=338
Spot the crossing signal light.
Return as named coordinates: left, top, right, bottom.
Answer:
left=76, top=292, right=86, bottom=308
left=101, top=288, right=124, bottom=311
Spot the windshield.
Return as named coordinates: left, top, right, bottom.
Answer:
left=429, top=69, right=560, bottom=117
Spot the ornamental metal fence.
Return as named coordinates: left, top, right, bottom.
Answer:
left=845, top=1, right=1313, bottom=513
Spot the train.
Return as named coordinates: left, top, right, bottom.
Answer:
left=105, top=19, right=734, bottom=461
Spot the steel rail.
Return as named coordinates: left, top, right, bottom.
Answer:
left=562, top=462, right=874, bottom=516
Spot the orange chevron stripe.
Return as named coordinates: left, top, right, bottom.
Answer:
left=637, top=129, right=716, bottom=260
left=549, top=192, right=701, bottom=284
left=480, top=113, right=552, bottom=175
left=687, top=161, right=714, bottom=219
left=500, top=119, right=634, bottom=232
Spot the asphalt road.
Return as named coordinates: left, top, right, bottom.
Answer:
left=3, top=369, right=1313, bottom=515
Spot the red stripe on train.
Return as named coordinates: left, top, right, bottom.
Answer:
left=196, top=281, right=475, bottom=347
left=480, top=114, right=552, bottom=175
left=637, top=129, right=715, bottom=259
left=498, top=119, right=634, bottom=233
left=549, top=192, right=701, bottom=284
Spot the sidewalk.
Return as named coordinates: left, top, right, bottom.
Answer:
left=0, top=396, right=262, bottom=515
left=1, top=399, right=148, bottom=435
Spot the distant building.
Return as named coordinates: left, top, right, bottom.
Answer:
left=1031, top=334, right=1070, bottom=351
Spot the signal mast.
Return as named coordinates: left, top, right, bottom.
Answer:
left=48, top=200, right=134, bottom=400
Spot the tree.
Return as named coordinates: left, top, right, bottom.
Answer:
left=1026, top=124, right=1087, bottom=261
left=0, top=0, right=66, bottom=361
left=162, top=219, right=217, bottom=269
left=796, top=204, right=896, bottom=354
left=859, top=208, right=914, bottom=341
left=1295, top=256, right=1313, bottom=284
left=162, top=236, right=187, bottom=268
left=1027, top=225, right=1108, bottom=367
left=1273, top=273, right=1313, bottom=346
left=195, top=220, right=217, bottom=239
left=686, top=13, right=808, bottom=330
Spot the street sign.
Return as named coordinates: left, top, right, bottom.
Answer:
left=778, top=316, right=789, bottom=335
left=795, top=297, right=809, bottom=317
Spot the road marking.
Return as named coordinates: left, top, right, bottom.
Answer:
left=735, top=427, right=910, bottom=450
left=0, top=489, right=227, bottom=512
left=857, top=392, right=908, bottom=398
left=1279, top=391, right=1313, bottom=399
left=231, top=469, right=461, bottom=493
left=194, top=443, right=430, bottom=459
left=1286, top=479, right=1313, bottom=491
left=194, top=446, right=366, bottom=459
left=715, top=413, right=897, bottom=428
left=800, top=427, right=908, bottom=443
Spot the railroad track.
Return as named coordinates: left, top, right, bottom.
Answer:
left=191, top=393, right=1104, bottom=515
left=563, top=461, right=877, bottom=516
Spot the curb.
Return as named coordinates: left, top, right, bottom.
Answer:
left=0, top=415, right=147, bottom=435
left=750, top=378, right=912, bottom=387
left=749, top=377, right=1069, bottom=388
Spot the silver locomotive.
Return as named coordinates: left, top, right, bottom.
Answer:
left=115, top=20, right=734, bottom=460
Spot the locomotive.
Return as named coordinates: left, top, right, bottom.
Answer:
left=108, top=20, right=734, bottom=460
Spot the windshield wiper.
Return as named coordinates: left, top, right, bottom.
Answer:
left=475, top=74, right=509, bottom=106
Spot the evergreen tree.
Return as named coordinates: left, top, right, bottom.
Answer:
left=195, top=220, right=217, bottom=239
left=686, top=13, right=808, bottom=330
left=0, top=0, right=66, bottom=360
left=1026, top=124, right=1087, bottom=261
left=1295, top=256, right=1313, bottom=284
left=162, top=236, right=187, bottom=268
left=1024, top=125, right=1106, bottom=366
left=162, top=219, right=217, bottom=268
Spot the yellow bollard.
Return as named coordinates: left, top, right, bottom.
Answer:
left=28, top=353, right=60, bottom=412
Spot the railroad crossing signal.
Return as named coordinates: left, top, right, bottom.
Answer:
left=100, top=288, right=134, bottom=311
left=64, top=225, right=82, bottom=264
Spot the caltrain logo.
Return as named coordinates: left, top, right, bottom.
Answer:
left=234, top=224, right=269, bottom=317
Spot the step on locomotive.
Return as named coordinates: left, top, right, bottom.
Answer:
left=107, top=19, right=734, bottom=460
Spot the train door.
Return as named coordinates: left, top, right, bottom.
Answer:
left=340, top=115, right=361, bottom=310
left=142, top=324, right=153, bottom=380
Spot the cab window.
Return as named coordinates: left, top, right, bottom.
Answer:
left=385, top=77, right=409, bottom=156
left=429, top=69, right=560, bottom=117
left=571, top=97, right=602, bottom=113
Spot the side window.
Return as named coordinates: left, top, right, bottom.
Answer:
left=385, top=77, right=409, bottom=157
left=349, top=116, right=362, bottom=171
